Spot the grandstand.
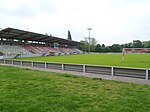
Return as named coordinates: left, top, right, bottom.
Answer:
left=0, top=28, right=82, bottom=59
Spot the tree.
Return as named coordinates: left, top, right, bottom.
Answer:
left=101, top=44, right=106, bottom=52
left=90, top=38, right=97, bottom=52
left=95, top=44, right=102, bottom=52
left=103, top=46, right=110, bottom=52
left=124, top=42, right=132, bottom=48
left=45, top=33, right=48, bottom=36
left=102, top=44, right=105, bottom=47
left=79, top=37, right=97, bottom=52
left=67, top=30, right=72, bottom=40
left=80, top=39, right=150, bottom=53
left=110, top=44, right=121, bottom=52
left=147, top=40, right=150, bottom=48
left=143, top=40, right=150, bottom=48
left=79, top=40, right=88, bottom=52
left=132, top=40, right=143, bottom=48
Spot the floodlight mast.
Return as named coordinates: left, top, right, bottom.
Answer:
left=87, top=28, right=92, bottom=53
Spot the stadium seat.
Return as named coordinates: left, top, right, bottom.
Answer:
left=0, top=44, right=83, bottom=57
left=0, top=45, right=32, bottom=56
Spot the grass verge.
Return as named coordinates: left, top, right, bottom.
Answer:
left=0, top=65, right=150, bottom=112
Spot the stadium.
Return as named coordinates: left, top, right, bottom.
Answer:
left=0, top=27, right=150, bottom=112
left=0, top=27, right=82, bottom=59
left=0, top=27, right=150, bottom=75
left=1, top=0, right=150, bottom=111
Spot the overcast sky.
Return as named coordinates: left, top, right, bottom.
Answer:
left=0, top=0, right=150, bottom=45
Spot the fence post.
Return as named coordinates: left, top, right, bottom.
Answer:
left=31, top=61, right=34, bottom=67
left=146, top=70, right=149, bottom=80
left=45, top=62, right=47, bottom=69
left=20, top=61, right=22, bottom=66
left=111, top=67, right=114, bottom=76
left=12, top=60, right=14, bottom=65
left=4, top=59, right=5, bottom=64
left=83, top=65, right=86, bottom=73
left=62, top=64, right=64, bottom=71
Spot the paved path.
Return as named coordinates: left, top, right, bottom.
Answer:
left=1, top=64, right=150, bottom=85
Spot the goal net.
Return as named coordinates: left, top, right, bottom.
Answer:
left=123, top=48, right=150, bottom=54
left=121, top=48, right=150, bottom=63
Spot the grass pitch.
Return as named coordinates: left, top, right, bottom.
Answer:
left=16, top=54, right=150, bottom=69
left=0, top=65, right=150, bottom=112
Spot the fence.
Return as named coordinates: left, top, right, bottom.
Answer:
left=0, top=59, right=149, bottom=80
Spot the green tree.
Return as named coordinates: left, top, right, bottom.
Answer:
left=95, top=44, right=102, bottom=52
left=90, top=38, right=97, bottom=52
left=132, top=40, right=143, bottom=48
left=110, top=44, right=121, bottom=52
left=67, top=30, right=72, bottom=40
left=101, top=44, right=106, bottom=52
left=79, top=37, right=97, bottom=52
left=102, top=44, right=105, bottom=47
left=147, top=40, right=150, bottom=48
left=143, top=40, right=150, bottom=48
left=104, top=46, right=110, bottom=52
left=79, top=40, right=88, bottom=52
left=124, top=42, right=132, bottom=48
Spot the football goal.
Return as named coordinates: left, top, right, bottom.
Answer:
left=122, top=48, right=150, bottom=62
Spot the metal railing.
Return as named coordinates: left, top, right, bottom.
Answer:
left=0, top=59, right=149, bottom=80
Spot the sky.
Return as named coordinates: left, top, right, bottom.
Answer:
left=0, top=0, right=150, bottom=46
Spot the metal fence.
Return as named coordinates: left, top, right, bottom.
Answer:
left=0, top=59, right=149, bottom=80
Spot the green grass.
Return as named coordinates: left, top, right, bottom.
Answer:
left=0, top=65, right=150, bottom=112
left=16, top=54, right=150, bottom=68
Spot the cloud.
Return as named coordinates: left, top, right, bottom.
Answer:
left=0, top=0, right=56, bottom=18
left=0, top=0, right=150, bottom=45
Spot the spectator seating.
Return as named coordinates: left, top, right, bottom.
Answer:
left=23, top=45, right=62, bottom=54
left=0, top=44, right=82, bottom=57
left=0, top=45, right=32, bottom=56
left=73, top=48, right=83, bottom=54
left=0, top=52, right=4, bottom=56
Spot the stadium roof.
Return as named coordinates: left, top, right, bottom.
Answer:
left=0, top=27, right=80, bottom=46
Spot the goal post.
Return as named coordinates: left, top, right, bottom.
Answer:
left=122, top=48, right=126, bottom=63
left=123, top=48, right=150, bottom=54
left=122, top=48, right=150, bottom=63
